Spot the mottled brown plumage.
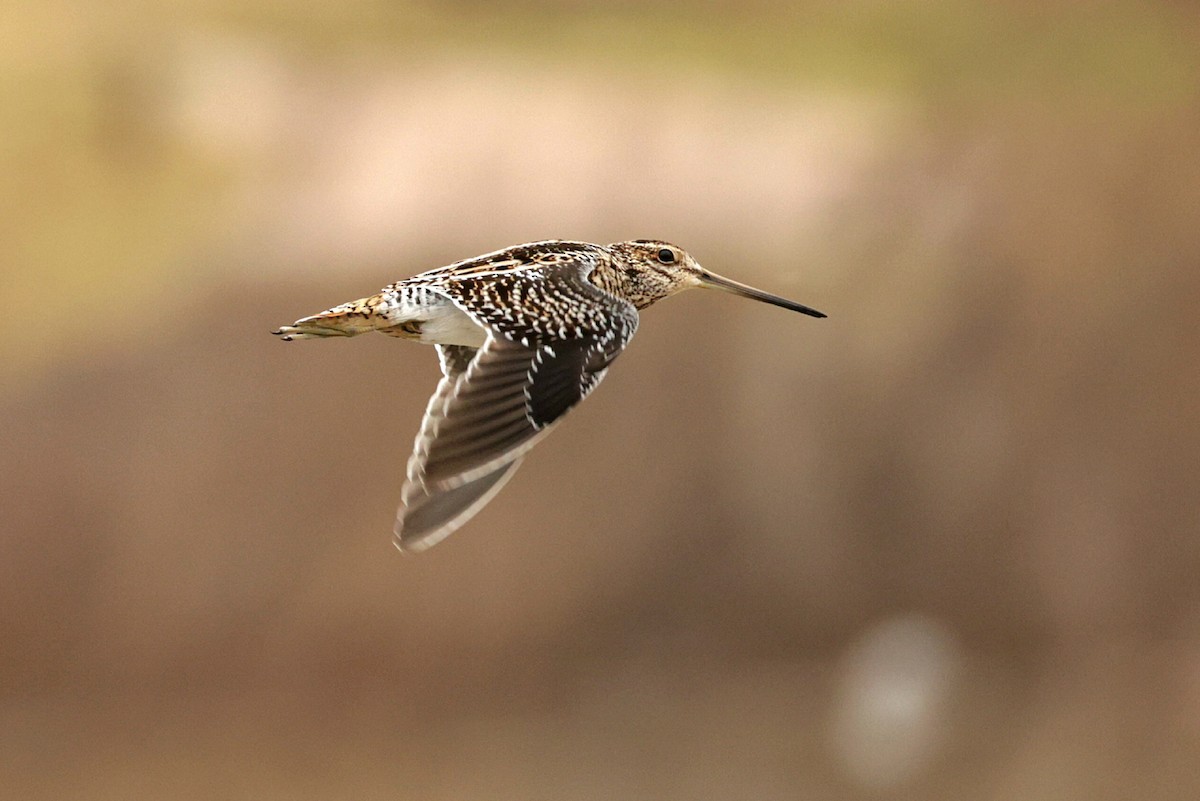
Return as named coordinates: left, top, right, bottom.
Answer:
left=274, top=239, right=825, bottom=551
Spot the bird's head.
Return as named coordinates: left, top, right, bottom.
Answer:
left=611, top=239, right=827, bottom=318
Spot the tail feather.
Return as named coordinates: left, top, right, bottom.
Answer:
left=273, top=294, right=396, bottom=341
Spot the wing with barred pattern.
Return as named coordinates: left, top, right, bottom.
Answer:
left=394, top=262, right=638, bottom=551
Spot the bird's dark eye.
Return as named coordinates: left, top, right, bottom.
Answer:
left=656, top=248, right=676, bottom=264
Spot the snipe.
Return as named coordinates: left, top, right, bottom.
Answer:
left=275, top=240, right=825, bottom=551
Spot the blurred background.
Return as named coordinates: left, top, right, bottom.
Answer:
left=3, top=1, right=1200, bottom=798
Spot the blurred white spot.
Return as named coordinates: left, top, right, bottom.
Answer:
left=828, top=614, right=962, bottom=790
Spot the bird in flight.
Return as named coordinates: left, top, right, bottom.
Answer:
left=275, top=239, right=825, bottom=552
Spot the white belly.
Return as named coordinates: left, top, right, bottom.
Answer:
left=414, top=302, right=489, bottom=348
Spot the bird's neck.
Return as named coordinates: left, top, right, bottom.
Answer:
left=593, top=260, right=681, bottom=310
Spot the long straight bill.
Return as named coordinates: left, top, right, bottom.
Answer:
left=698, top=271, right=827, bottom=318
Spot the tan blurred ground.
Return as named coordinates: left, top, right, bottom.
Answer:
left=3, top=1, right=1200, bottom=798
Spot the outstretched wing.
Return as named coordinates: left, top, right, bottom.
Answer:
left=395, top=259, right=638, bottom=552
left=396, top=343, right=526, bottom=552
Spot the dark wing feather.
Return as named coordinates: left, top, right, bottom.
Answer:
left=398, top=463, right=521, bottom=551
left=435, top=343, right=477, bottom=377
left=397, top=343, right=526, bottom=552
left=394, top=258, right=638, bottom=551
left=416, top=337, right=551, bottom=486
